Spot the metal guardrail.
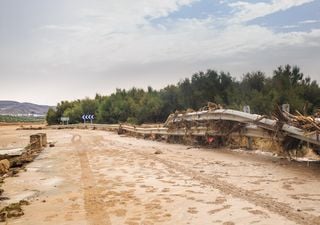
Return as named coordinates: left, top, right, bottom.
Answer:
left=48, top=123, right=275, bottom=140
left=169, top=109, right=320, bottom=146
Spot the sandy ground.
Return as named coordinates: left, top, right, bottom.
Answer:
left=0, top=126, right=320, bottom=225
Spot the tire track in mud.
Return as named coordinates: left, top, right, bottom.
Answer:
left=72, top=134, right=111, bottom=225
left=128, top=148, right=320, bottom=225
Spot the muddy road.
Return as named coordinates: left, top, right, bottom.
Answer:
left=0, top=127, right=320, bottom=225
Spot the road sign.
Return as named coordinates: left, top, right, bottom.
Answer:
left=85, top=115, right=94, bottom=120
left=82, top=114, right=94, bottom=124
left=60, top=117, right=69, bottom=125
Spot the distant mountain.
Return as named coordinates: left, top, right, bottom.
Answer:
left=0, top=101, right=52, bottom=116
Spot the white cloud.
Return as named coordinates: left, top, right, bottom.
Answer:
left=35, top=1, right=320, bottom=73
left=282, top=25, right=299, bottom=29
left=299, top=19, right=319, bottom=24
left=229, top=0, right=314, bottom=22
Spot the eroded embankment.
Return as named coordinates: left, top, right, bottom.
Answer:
left=0, top=133, right=47, bottom=222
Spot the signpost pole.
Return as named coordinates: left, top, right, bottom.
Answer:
left=60, top=117, right=70, bottom=125
left=82, top=115, right=86, bottom=124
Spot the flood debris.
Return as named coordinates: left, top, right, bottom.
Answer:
left=120, top=103, right=320, bottom=160
left=274, top=106, right=320, bottom=132
left=272, top=107, right=320, bottom=159
left=16, top=126, right=43, bottom=130
left=0, top=200, right=30, bottom=222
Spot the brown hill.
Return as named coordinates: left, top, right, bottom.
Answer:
left=0, top=101, right=52, bottom=116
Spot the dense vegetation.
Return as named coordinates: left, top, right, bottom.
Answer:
left=46, top=65, right=320, bottom=125
left=0, top=115, right=44, bottom=123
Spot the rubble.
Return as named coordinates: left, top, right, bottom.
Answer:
left=0, top=160, right=10, bottom=174
left=0, top=200, right=30, bottom=222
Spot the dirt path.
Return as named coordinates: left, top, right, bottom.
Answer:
left=0, top=127, right=319, bottom=225
left=72, top=134, right=111, bottom=225
left=136, top=151, right=319, bottom=225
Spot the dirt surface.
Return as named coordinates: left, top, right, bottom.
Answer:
left=0, top=126, right=320, bottom=225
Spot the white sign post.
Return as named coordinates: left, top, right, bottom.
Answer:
left=243, top=105, right=251, bottom=114
left=61, top=117, right=69, bottom=125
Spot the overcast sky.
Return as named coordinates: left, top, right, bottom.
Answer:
left=0, top=0, right=319, bottom=105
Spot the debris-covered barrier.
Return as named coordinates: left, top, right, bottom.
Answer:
left=162, top=105, right=320, bottom=157
left=47, top=104, right=320, bottom=158
left=164, top=109, right=320, bottom=146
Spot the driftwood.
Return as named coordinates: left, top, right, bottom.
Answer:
left=274, top=107, right=320, bottom=132
left=314, top=109, right=320, bottom=118
left=199, top=102, right=223, bottom=111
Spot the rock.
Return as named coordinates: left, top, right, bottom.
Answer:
left=0, top=159, right=10, bottom=174
left=0, top=212, right=6, bottom=222
left=0, top=203, right=23, bottom=220
left=154, top=150, right=163, bottom=154
left=19, top=200, right=29, bottom=206
left=49, top=143, right=55, bottom=147
left=0, top=200, right=29, bottom=222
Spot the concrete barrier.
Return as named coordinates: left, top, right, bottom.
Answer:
left=38, top=133, right=47, bottom=147
left=30, top=133, right=47, bottom=150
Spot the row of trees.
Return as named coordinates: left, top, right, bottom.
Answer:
left=47, top=65, right=320, bottom=125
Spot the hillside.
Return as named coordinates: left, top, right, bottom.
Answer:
left=0, top=101, right=51, bottom=116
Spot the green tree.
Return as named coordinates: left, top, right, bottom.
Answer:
left=47, top=64, right=320, bottom=125
left=46, top=108, right=58, bottom=125
left=81, top=98, right=98, bottom=115
left=63, top=103, right=83, bottom=123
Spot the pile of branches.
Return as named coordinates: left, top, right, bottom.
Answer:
left=164, top=102, right=223, bottom=128
left=314, top=109, right=320, bottom=118
left=274, top=106, right=320, bottom=132
left=199, top=102, right=223, bottom=111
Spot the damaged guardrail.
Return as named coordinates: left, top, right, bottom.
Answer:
left=48, top=108, right=320, bottom=148
left=165, top=109, right=320, bottom=146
